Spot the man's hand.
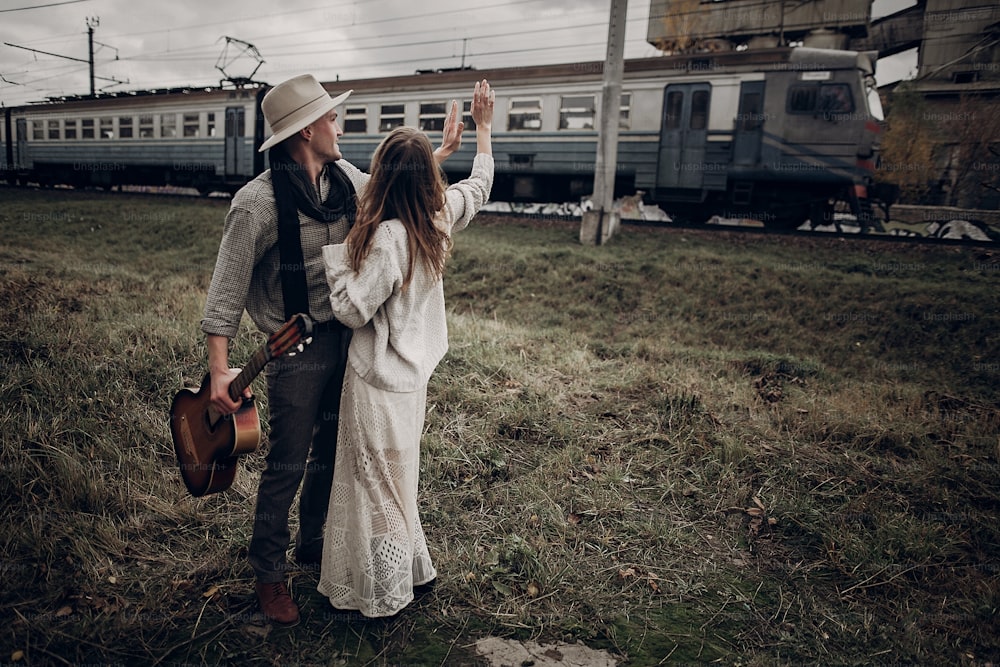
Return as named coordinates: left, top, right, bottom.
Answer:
left=210, top=367, right=249, bottom=415
left=206, top=334, right=250, bottom=415
left=433, top=99, right=464, bottom=165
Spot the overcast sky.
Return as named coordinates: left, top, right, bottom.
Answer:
left=1, top=0, right=917, bottom=107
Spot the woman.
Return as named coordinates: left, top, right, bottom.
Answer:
left=318, top=80, right=494, bottom=617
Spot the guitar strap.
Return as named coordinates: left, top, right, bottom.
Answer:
left=272, top=150, right=357, bottom=321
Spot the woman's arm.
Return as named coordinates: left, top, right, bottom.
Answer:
left=323, top=235, right=402, bottom=329
left=472, top=79, right=494, bottom=157
left=440, top=80, right=495, bottom=234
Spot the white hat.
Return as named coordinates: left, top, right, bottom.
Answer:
left=258, top=74, right=352, bottom=152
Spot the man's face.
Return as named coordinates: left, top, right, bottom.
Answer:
left=310, top=109, right=343, bottom=162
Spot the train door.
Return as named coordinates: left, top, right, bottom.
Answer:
left=732, top=81, right=764, bottom=166
left=224, top=106, right=245, bottom=177
left=15, top=118, right=27, bottom=169
left=656, top=83, right=710, bottom=190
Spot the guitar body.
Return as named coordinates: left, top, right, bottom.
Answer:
left=170, top=373, right=261, bottom=497
left=169, top=313, right=313, bottom=497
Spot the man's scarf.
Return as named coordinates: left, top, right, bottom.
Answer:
left=269, top=144, right=356, bottom=320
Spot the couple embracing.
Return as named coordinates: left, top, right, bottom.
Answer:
left=200, top=73, right=495, bottom=624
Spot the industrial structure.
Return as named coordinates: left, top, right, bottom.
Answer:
left=647, top=0, right=1000, bottom=210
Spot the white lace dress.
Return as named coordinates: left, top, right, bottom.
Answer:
left=317, top=366, right=435, bottom=617
left=317, top=153, right=494, bottom=617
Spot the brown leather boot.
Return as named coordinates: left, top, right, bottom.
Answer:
left=255, top=580, right=300, bottom=626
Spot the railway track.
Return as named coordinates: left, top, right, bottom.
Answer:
left=4, top=182, right=997, bottom=248
left=479, top=206, right=1000, bottom=248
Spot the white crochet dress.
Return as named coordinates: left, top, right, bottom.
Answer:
left=317, top=153, right=494, bottom=617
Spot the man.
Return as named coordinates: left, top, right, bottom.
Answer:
left=200, top=74, right=462, bottom=626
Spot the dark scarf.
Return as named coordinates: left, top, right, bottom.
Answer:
left=269, top=144, right=356, bottom=320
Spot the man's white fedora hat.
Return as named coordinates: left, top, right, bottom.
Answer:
left=258, top=74, right=352, bottom=152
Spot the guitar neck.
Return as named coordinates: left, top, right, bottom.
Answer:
left=228, top=346, right=270, bottom=402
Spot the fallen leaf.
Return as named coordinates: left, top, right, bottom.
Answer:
left=108, top=576, right=117, bottom=585
left=745, top=507, right=764, bottom=517
left=567, top=513, right=582, bottom=525
left=526, top=581, right=540, bottom=597
left=618, top=567, right=636, bottom=580
left=491, top=580, right=512, bottom=596
left=54, top=606, right=72, bottom=618
left=244, top=623, right=271, bottom=639
left=203, top=585, right=220, bottom=599
left=11, top=650, right=24, bottom=662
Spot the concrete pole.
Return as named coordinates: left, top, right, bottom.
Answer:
left=580, top=0, right=628, bottom=246
left=87, top=17, right=98, bottom=97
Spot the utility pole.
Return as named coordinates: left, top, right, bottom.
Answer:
left=580, top=0, right=628, bottom=246
left=4, top=17, right=126, bottom=98
left=87, top=16, right=98, bottom=96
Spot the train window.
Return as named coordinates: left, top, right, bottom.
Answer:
left=119, top=116, right=134, bottom=139
left=508, top=98, right=542, bottom=131
left=32, top=122, right=43, bottom=141
left=788, top=86, right=817, bottom=113
left=739, top=92, right=763, bottom=130
left=559, top=95, right=595, bottom=130
left=65, top=120, right=77, bottom=140
left=462, top=101, right=477, bottom=132
left=81, top=119, right=95, bottom=139
left=619, top=92, right=632, bottom=130
left=207, top=113, right=217, bottom=137
left=690, top=90, right=709, bottom=130
left=343, top=107, right=367, bottom=133
left=817, top=84, right=852, bottom=113
left=788, top=84, right=853, bottom=114
left=139, top=115, right=154, bottom=138
left=419, top=102, right=449, bottom=132
left=379, top=104, right=405, bottom=132
left=100, top=117, right=114, bottom=139
left=48, top=120, right=60, bottom=140
left=664, top=91, right=683, bottom=130
left=183, top=113, right=201, bottom=137
left=161, top=114, right=177, bottom=138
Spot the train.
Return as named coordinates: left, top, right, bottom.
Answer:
left=2, top=46, right=890, bottom=229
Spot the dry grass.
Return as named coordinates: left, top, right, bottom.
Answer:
left=0, top=186, right=998, bottom=666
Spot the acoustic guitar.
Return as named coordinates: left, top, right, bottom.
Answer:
left=170, top=313, right=314, bottom=497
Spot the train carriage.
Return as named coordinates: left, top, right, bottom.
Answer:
left=330, top=47, right=883, bottom=227
left=3, top=87, right=265, bottom=193
left=2, top=45, right=888, bottom=228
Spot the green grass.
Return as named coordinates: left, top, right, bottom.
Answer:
left=0, top=185, right=998, bottom=666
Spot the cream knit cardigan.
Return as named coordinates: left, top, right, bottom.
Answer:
left=322, top=153, right=494, bottom=392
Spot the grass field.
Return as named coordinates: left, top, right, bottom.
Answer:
left=0, top=186, right=998, bottom=666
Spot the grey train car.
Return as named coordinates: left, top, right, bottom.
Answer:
left=3, top=86, right=267, bottom=195
left=335, top=46, right=886, bottom=228
left=3, top=46, right=887, bottom=228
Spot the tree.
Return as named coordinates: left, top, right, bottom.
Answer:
left=878, top=84, right=937, bottom=204
left=940, top=93, right=1000, bottom=209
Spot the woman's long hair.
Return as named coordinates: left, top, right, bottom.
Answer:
left=345, top=127, right=451, bottom=289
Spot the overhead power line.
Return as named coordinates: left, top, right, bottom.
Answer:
left=0, top=0, right=653, bottom=103
left=0, top=0, right=90, bottom=13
